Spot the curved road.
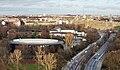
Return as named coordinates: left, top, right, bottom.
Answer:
left=84, top=33, right=116, bottom=70
left=62, top=31, right=107, bottom=70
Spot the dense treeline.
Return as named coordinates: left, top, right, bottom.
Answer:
left=0, top=24, right=84, bottom=39
left=102, top=32, right=120, bottom=70
left=102, top=50, right=120, bottom=70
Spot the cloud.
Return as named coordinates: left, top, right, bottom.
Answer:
left=0, top=0, right=120, bottom=15
left=115, top=1, right=120, bottom=4
left=0, top=0, right=55, bottom=7
left=84, top=5, right=120, bottom=11
left=0, top=0, right=119, bottom=8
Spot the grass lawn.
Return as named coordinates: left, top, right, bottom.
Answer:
left=26, top=64, right=43, bottom=70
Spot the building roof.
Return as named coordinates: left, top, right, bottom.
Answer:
left=10, top=39, right=64, bottom=45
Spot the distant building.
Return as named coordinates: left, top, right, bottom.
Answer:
left=38, top=16, right=53, bottom=22
left=50, top=27, right=87, bottom=37
left=0, top=20, right=13, bottom=26
left=58, top=20, right=63, bottom=24
left=58, top=20, right=69, bottom=24
left=15, top=19, right=25, bottom=26
left=1, top=20, right=6, bottom=25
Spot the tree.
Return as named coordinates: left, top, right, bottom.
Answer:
left=9, top=49, right=22, bottom=70
left=57, top=48, right=72, bottom=60
left=43, top=53, right=57, bottom=70
left=85, top=31, right=99, bottom=44
left=0, top=27, right=8, bottom=39
left=0, top=48, right=9, bottom=70
left=102, top=50, right=120, bottom=70
left=54, top=53, right=67, bottom=70
left=35, top=47, right=45, bottom=70
left=41, top=30, right=49, bottom=39
left=32, top=32, right=40, bottom=38
left=64, top=33, right=75, bottom=49
left=35, top=47, right=57, bottom=70
left=7, top=29, right=16, bottom=40
left=114, top=26, right=120, bottom=32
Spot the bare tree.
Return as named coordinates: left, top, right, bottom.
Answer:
left=0, top=55, right=9, bottom=70
left=43, top=53, right=57, bottom=70
left=9, top=49, right=22, bottom=70
left=35, top=47, right=45, bottom=70
left=35, top=47, right=57, bottom=70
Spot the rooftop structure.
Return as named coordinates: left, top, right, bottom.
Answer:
left=50, top=27, right=87, bottom=37
left=10, top=39, right=64, bottom=45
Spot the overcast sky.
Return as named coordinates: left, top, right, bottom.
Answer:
left=0, top=0, right=120, bottom=15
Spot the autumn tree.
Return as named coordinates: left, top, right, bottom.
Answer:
left=102, top=50, right=120, bottom=70
left=0, top=27, right=8, bottom=39
left=35, top=47, right=45, bottom=70
left=7, top=29, right=16, bottom=40
left=54, top=53, right=67, bottom=70
left=0, top=47, right=9, bottom=70
left=9, top=49, right=22, bottom=70
left=0, top=56, right=9, bottom=70
left=102, top=33, right=120, bottom=70
left=57, top=48, right=72, bottom=61
left=85, top=30, right=99, bottom=44
left=41, top=30, right=49, bottom=39
left=43, top=53, right=57, bottom=70
left=64, top=33, right=75, bottom=49
left=107, top=36, right=120, bottom=51
left=35, top=47, right=57, bottom=70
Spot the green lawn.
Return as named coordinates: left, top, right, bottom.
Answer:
left=26, top=64, right=43, bottom=70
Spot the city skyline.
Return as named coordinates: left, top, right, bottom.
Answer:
left=0, top=0, right=120, bottom=15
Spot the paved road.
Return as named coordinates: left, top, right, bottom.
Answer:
left=84, top=33, right=116, bottom=70
left=62, top=31, right=107, bottom=70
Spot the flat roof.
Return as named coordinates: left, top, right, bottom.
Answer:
left=10, top=39, right=64, bottom=45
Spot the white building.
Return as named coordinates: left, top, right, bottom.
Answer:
left=58, top=20, right=63, bottom=24
left=76, top=31, right=87, bottom=37
left=50, top=27, right=87, bottom=37
left=49, top=32, right=67, bottom=37
left=58, top=20, right=69, bottom=24
left=1, top=20, right=6, bottom=25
